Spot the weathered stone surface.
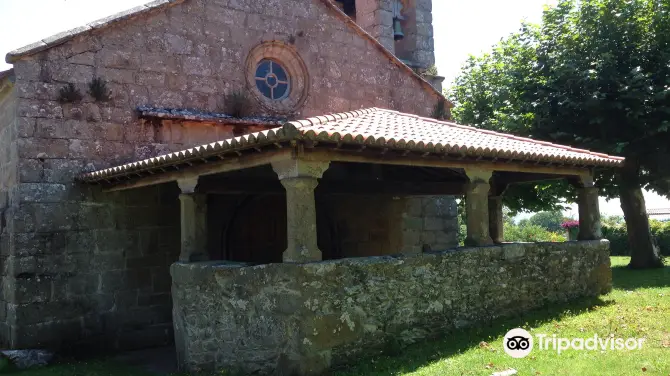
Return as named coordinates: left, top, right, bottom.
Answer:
left=1, top=0, right=443, bottom=354
left=578, top=187, right=602, bottom=240
left=0, top=349, right=54, bottom=369
left=172, top=240, right=612, bottom=375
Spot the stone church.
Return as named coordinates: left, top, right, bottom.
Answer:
left=0, top=0, right=616, bottom=374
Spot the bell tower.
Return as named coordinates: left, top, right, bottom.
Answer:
left=336, top=0, right=435, bottom=70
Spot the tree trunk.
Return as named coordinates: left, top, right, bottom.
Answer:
left=618, top=161, right=664, bottom=269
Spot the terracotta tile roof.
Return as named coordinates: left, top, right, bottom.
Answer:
left=297, top=108, right=624, bottom=166
left=80, top=108, right=623, bottom=183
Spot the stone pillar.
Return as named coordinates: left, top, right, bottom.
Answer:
left=464, top=168, right=493, bottom=246
left=578, top=186, right=602, bottom=241
left=570, top=173, right=602, bottom=241
left=178, top=178, right=208, bottom=262
left=272, top=159, right=330, bottom=263
left=489, top=195, right=504, bottom=244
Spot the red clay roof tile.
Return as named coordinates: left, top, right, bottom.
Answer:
left=80, top=107, right=623, bottom=183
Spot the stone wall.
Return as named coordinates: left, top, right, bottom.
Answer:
left=171, top=240, right=612, bottom=375
left=0, top=79, right=18, bottom=345
left=401, top=196, right=458, bottom=253
left=2, top=183, right=180, bottom=352
left=327, top=195, right=458, bottom=257
left=394, top=0, right=435, bottom=68
left=4, top=0, right=442, bottom=350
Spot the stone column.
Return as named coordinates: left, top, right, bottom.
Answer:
left=272, top=159, right=330, bottom=263
left=464, top=168, right=493, bottom=246
left=577, top=186, right=602, bottom=241
left=178, top=178, right=208, bottom=262
left=488, top=195, right=504, bottom=244
left=356, top=0, right=395, bottom=53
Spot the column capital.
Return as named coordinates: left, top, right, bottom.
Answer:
left=280, top=176, right=320, bottom=191
left=272, top=159, right=330, bottom=180
left=579, top=173, right=595, bottom=188
left=467, top=180, right=491, bottom=194
left=464, top=168, right=493, bottom=184
left=177, top=177, right=200, bottom=194
left=569, top=171, right=596, bottom=188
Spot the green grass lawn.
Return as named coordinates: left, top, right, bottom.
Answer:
left=7, top=256, right=670, bottom=376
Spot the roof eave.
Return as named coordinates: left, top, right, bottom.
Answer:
left=5, top=0, right=186, bottom=64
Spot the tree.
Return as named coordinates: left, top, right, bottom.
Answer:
left=450, top=24, right=576, bottom=214
left=528, top=211, right=566, bottom=233
left=450, top=0, right=669, bottom=268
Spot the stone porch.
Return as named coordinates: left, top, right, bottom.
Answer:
left=76, top=108, right=621, bottom=374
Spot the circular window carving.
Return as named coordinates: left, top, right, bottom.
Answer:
left=255, top=59, right=291, bottom=100
left=246, top=42, right=309, bottom=114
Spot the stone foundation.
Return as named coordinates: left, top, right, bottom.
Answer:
left=171, top=240, right=612, bottom=375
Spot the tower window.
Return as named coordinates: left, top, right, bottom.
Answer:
left=334, top=0, right=356, bottom=18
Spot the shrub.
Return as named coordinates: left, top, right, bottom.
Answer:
left=58, top=83, right=82, bottom=103
left=504, top=223, right=566, bottom=243
left=602, top=219, right=670, bottom=256
left=223, top=90, right=253, bottom=118
left=88, top=77, right=112, bottom=102
left=528, top=211, right=566, bottom=232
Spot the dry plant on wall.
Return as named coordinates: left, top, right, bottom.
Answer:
left=58, top=83, right=83, bottom=103
left=88, top=78, right=112, bottom=102
left=223, top=90, right=254, bottom=118
left=424, top=65, right=439, bottom=76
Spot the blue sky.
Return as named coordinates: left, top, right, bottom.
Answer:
left=1, top=0, right=668, bottom=216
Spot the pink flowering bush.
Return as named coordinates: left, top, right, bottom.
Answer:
left=561, top=220, right=580, bottom=240
left=560, top=220, right=580, bottom=229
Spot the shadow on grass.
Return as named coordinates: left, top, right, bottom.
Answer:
left=611, top=263, right=670, bottom=290
left=332, top=296, right=612, bottom=376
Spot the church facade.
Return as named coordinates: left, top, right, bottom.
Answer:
left=0, top=0, right=454, bottom=352
left=0, top=0, right=616, bottom=374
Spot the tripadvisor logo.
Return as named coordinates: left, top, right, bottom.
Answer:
left=503, top=328, right=645, bottom=358
left=503, top=328, right=533, bottom=358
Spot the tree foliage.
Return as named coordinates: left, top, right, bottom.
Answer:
left=449, top=0, right=669, bottom=268
left=527, top=211, right=567, bottom=233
